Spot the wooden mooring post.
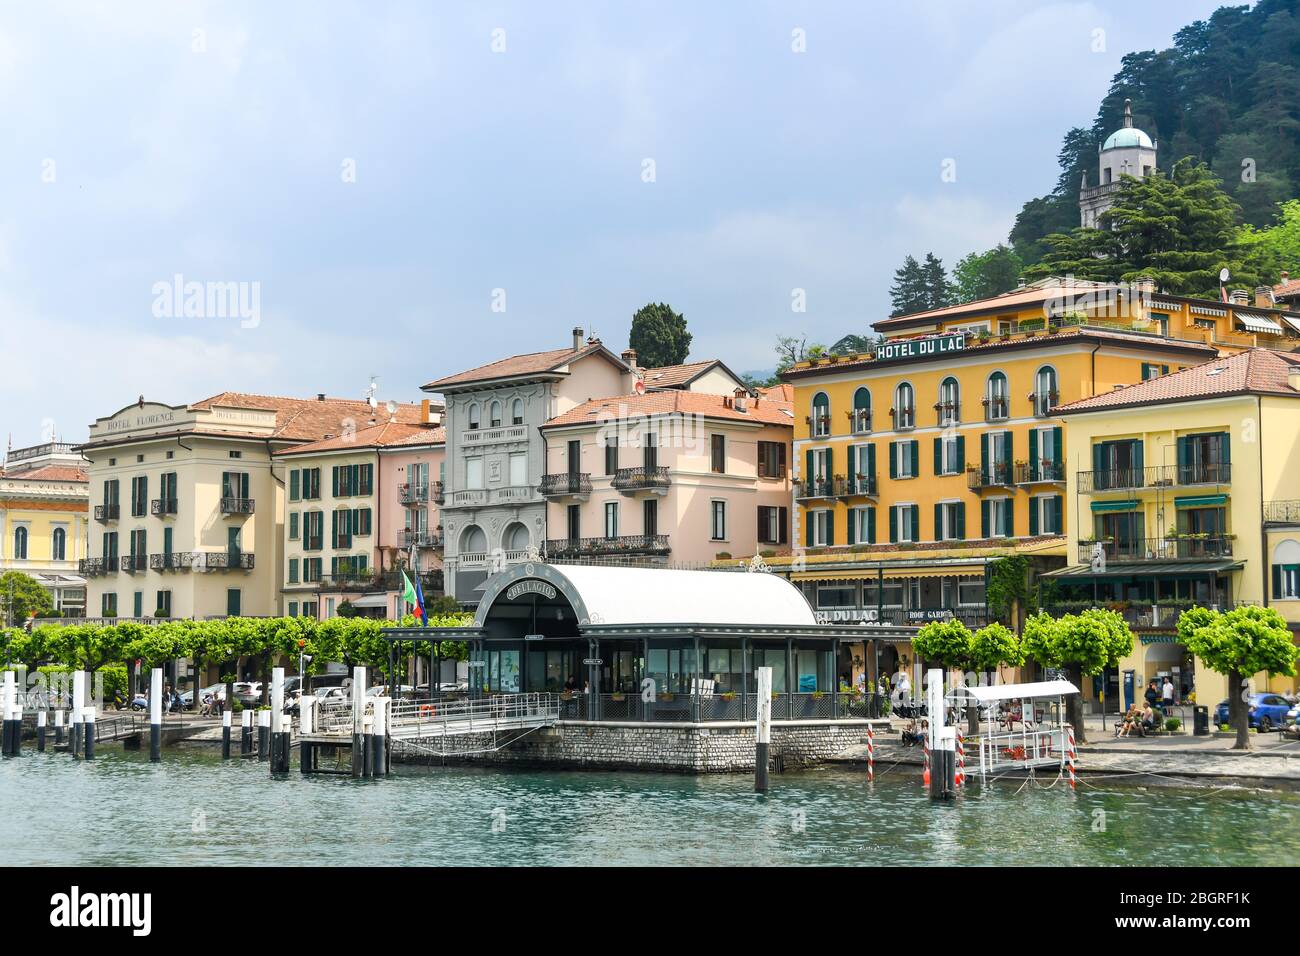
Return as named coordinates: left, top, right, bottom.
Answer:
left=299, top=693, right=316, bottom=775
left=240, top=709, right=253, bottom=757
left=36, top=709, right=47, bottom=753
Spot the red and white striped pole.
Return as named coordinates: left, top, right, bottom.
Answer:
left=1066, top=725, right=1077, bottom=790
left=955, top=730, right=965, bottom=788
left=922, top=732, right=931, bottom=791
left=866, top=725, right=874, bottom=782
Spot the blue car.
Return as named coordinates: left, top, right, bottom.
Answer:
left=1214, top=693, right=1293, bottom=732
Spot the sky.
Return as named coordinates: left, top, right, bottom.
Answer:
left=0, top=0, right=1226, bottom=447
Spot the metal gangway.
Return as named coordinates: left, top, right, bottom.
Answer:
left=313, top=692, right=560, bottom=744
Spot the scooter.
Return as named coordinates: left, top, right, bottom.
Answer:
left=130, top=694, right=148, bottom=712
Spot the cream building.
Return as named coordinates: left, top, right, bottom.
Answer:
left=0, top=442, right=90, bottom=617
left=79, top=392, right=426, bottom=620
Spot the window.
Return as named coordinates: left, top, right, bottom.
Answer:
left=467, top=403, right=480, bottom=430
left=1094, top=510, right=1145, bottom=559
left=936, top=501, right=965, bottom=541
left=981, top=430, right=1013, bottom=484
left=222, top=471, right=249, bottom=504
left=758, top=506, right=789, bottom=545
left=985, top=371, right=1009, bottom=420
left=102, top=478, right=120, bottom=513
left=102, top=531, right=119, bottom=563
left=51, top=527, right=66, bottom=561
left=288, top=558, right=299, bottom=584
left=163, top=527, right=173, bottom=556
left=711, top=435, right=726, bottom=474
left=351, top=507, right=372, bottom=536
left=711, top=501, right=727, bottom=541
left=1033, top=366, right=1058, bottom=416
left=13, top=526, right=27, bottom=560
left=466, top=458, right=484, bottom=489
left=133, top=592, right=143, bottom=618
left=289, top=512, right=299, bottom=540
left=101, top=592, right=117, bottom=617
left=604, top=442, right=619, bottom=476
left=848, top=506, right=875, bottom=545
left=937, top=377, right=960, bottom=425
left=288, top=601, right=300, bottom=617
left=958, top=579, right=986, bottom=606
left=129, top=529, right=146, bottom=565
left=1177, top=432, right=1230, bottom=484
left=567, top=505, right=581, bottom=541
left=934, top=435, right=964, bottom=476
left=301, top=468, right=321, bottom=500
left=509, top=452, right=527, bottom=486
left=1030, top=495, right=1064, bottom=536
left=489, top=401, right=502, bottom=428
left=226, top=589, right=242, bottom=618
left=228, top=450, right=242, bottom=459
left=643, top=498, right=658, bottom=537
left=302, top=511, right=324, bottom=551
left=302, top=601, right=318, bottom=618
left=755, top=441, right=784, bottom=480
left=890, top=439, right=919, bottom=479
left=304, top=558, right=323, bottom=583
left=332, top=509, right=353, bottom=549
left=811, top=392, right=831, bottom=437
left=810, top=509, right=833, bottom=547
left=890, top=504, right=919, bottom=543
left=817, top=585, right=856, bottom=608
left=893, top=383, right=915, bottom=429
left=1141, top=362, right=1170, bottom=381
left=1093, top=439, right=1143, bottom=490
left=604, top=502, right=619, bottom=539
left=643, top=433, right=658, bottom=469
left=983, top=498, right=1014, bottom=538
left=1275, top=564, right=1300, bottom=600
left=131, top=476, right=148, bottom=516
left=511, top=399, right=524, bottom=426
left=155, top=591, right=171, bottom=618
left=852, top=387, right=872, bottom=433
left=1031, top=426, right=1062, bottom=481
left=159, top=472, right=177, bottom=509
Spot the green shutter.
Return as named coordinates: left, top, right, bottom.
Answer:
left=1093, top=442, right=1106, bottom=477
left=889, top=506, right=898, bottom=543
left=290, top=470, right=300, bottom=501
left=889, top=442, right=897, bottom=480
left=1053, top=427, right=1063, bottom=468
left=867, top=507, right=876, bottom=544
left=1053, top=495, right=1064, bottom=534
left=826, top=510, right=834, bottom=547
left=935, top=503, right=943, bottom=540
left=866, top=444, right=876, bottom=479
left=1133, top=440, right=1144, bottom=472
left=805, top=510, right=813, bottom=547
left=1028, top=429, right=1039, bottom=481
left=981, top=500, right=990, bottom=538
left=331, top=466, right=340, bottom=497
left=1029, top=497, right=1039, bottom=536
left=847, top=509, right=856, bottom=546
left=911, top=505, right=920, bottom=542
left=1218, top=431, right=1230, bottom=464
left=981, top=433, right=989, bottom=475
left=847, top=445, right=857, bottom=480
left=331, top=510, right=338, bottom=546
left=805, top=450, right=814, bottom=485
left=1274, top=565, right=1283, bottom=600
left=933, top=437, right=942, bottom=475
left=956, top=502, right=965, bottom=539
left=1003, top=499, right=1014, bottom=536
left=910, top=441, right=919, bottom=477
left=826, top=447, right=834, bottom=480
left=956, top=435, right=965, bottom=474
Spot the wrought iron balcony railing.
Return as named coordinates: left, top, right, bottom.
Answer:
left=78, top=558, right=105, bottom=577
left=401, top=530, right=443, bottom=549
left=432, top=481, right=445, bottom=506
left=983, top=397, right=1009, bottom=421
left=795, top=475, right=878, bottom=500
left=399, top=482, right=429, bottom=504
left=611, top=466, right=670, bottom=493
left=150, top=498, right=178, bottom=516
left=150, top=552, right=195, bottom=571
left=544, top=534, right=670, bottom=558
left=967, top=463, right=1015, bottom=490
left=94, top=504, right=120, bottom=522
left=120, top=554, right=148, bottom=573
left=201, top=550, right=255, bottom=570
left=1078, top=462, right=1231, bottom=493
left=539, top=473, right=593, bottom=498
left=849, top=409, right=872, bottom=434
left=1077, top=536, right=1233, bottom=564
left=1016, top=461, right=1065, bottom=484
left=220, top=497, right=255, bottom=515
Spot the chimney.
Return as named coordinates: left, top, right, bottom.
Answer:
left=1282, top=271, right=1290, bottom=283
left=621, top=348, right=638, bottom=369
left=317, top=393, right=326, bottom=402
left=1017, top=277, right=1027, bottom=289
left=1255, top=286, right=1275, bottom=309
left=1229, top=289, right=1249, bottom=306
left=1135, top=275, right=1155, bottom=296
left=733, top=387, right=749, bottom=412
left=572, top=327, right=584, bottom=352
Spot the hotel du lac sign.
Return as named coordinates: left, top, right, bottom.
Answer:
left=874, top=332, right=967, bottom=364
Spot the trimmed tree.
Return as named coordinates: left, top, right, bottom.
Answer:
left=1021, top=609, right=1133, bottom=743
left=628, top=302, right=691, bottom=368
left=1179, top=605, right=1299, bottom=751
left=0, top=571, right=55, bottom=625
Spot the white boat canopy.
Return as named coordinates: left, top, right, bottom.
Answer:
left=948, top=679, right=1080, bottom=704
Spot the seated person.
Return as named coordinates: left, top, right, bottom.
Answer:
left=1115, top=705, right=1140, bottom=737
left=1139, top=703, right=1158, bottom=733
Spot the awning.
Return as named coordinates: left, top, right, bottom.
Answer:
left=33, top=573, right=87, bottom=587
left=348, top=593, right=390, bottom=609
left=1237, top=312, right=1285, bottom=334
left=1174, top=494, right=1228, bottom=507
left=1283, top=315, right=1300, bottom=336
left=949, top=679, right=1080, bottom=703
left=1091, top=500, right=1139, bottom=513
left=1040, top=560, right=1243, bottom=579
left=793, top=564, right=987, bottom=582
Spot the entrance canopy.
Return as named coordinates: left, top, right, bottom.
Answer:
left=949, top=679, right=1079, bottom=704
left=1041, top=560, right=1241, bottom=579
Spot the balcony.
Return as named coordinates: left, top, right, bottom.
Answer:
left=496, top=486, right=537, bottom=504
left=540, top=473, right=593, bottom=500
left=1043, top=602, right=1190, bottom=631
left=78, top=558, right=105, bottom=577
left=933, top=402, right=960, bottom=427
left=449, top=489, right=487, bottom=508
left=891, top=407, right=915, bottom=430
left=318, top=572, right=378, bottom=591
left=611, top=466, right=671, bottom=495
left=983, top=398, right=1009, bottom=422
left=201, top=550, right=255, bottom=570
left=1015, top=461, right=1065, bottom=485
left=432, top=481, right=445, bottom=506
left=967, top=463, right=1015, bottom=490
left=1078, top=462, right=1231, bottom=494
left=94, top=504, right=120, bottom=522
left=1077, top=535, right=1234, bottom=564
left=808, top=414, right=831, bottom=438
left=150, top=552, right=195, bottom=571
left=399, top=482, right=429, bottom=504
left=150, top=498, right=178, bottom=516
left=849, top=409, right=872, bottom=434
left=120, top=554, right=148, bottom=573
left=1265, top=500, right=1300, bottom=524
left=220, top=497, right=255, bottom=515
left=462, top=424, right=528, bottom=447
left=401, top=530, right=443, bottom=549
left=1031, top=390, right=1059, bottom=417
left=545, top=534, right=671, bottom=558
left=796, top=475, right=878, bottom=501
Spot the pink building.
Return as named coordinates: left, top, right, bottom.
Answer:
left=378, top=424, right=447, bottom=616
left=539, top=388, right=794, bottom=565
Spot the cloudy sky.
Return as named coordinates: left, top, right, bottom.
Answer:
left=1, top=0, right=1221, bottom=446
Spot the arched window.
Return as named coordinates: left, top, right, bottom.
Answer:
left=985, top=371, right=1009, bottom=421
left=811, top=392, right=831, bottom=437
left=467, top=403, right=481, bottom=431
left=489, top=401, right=502, bottom=428
left=1034, top=366, right=1058, bottom=416
left=461, top=525, right=487, bottom=556
left=52, top=527, right=66, bottom=561
left=938, top=376, right=960, bottom=425
left=852, top=388, right=872, bottom=433
left=13, top=527, right=27, bottom=560
left=503, top=522, right=530, bottom=553
left=511, top=398, right=524, bottom=426
left=893, top=382, right=915, bottom=430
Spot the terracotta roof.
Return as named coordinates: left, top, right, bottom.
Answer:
left=872, top=278, right=1115, bottom=331
left=274, top=421, right=445, bottom=457
left=760, top=383, right=794, bottom=402
left=189, top=392, right=426, bottom=442
left=638, top=360, right=730, bottom=389
left=1274, top=278, right=1300, bottom=301
left=1055, top=348, right=1300, bottom=415
left=783, top=326, right=1215, bottom=381
left=422, top=343, right=614, bottom=391
left=0, top=465, right=88, bottom=482
left=543, top=390, right=794, bottom=429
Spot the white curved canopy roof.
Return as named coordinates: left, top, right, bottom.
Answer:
left=544, top=565, right=817, bottom=627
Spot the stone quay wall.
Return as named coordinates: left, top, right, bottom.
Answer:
left=391, top=719, right=871, bottom=774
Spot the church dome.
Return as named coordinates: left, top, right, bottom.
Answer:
left=1101, top=98, right=1155, bottom=152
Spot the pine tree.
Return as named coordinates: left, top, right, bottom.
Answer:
left=921, top=253, right=954, bottom=309
left=888, top=255, right=929, bottom=316
left=954, top=244, right=1024, bottom=303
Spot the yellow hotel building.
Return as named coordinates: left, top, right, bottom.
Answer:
left=1050, top=348, right=1300, bottom=708
left=772, top=277, right=1300, bottom=688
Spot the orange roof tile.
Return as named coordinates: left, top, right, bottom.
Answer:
left=543, top=390, right=794, bottom=429
left=1056, top=348, right=1300, bottom=414
left=422, top=343, right=617, bottom=391
left=189, top=392, right=426, bottom=442
left=1, top=465, right=88, bottom=483
left=274, top=421, right=445, bottom=457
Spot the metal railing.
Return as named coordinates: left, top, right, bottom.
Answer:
left=934, top=402, right=960, bottom=426
left=544, top=534, right=670, bottom=558
left=850, top=409, right=872, bottom=434
left=78, top=558, right=105, bottom=577
left=399, top=482, right=429, bottom=503
left=983, top=398, right=1009, bottom=421
left=795, top=475, right=878, bottom=499
left=1043, top=602, right=1190, bottom=630
left=892, top=408, right=915, bottom=430
left=967, top=463, right=1014, bottom=489
left=387, top=693, right=560, bottom=739
left=432, top=481, right=445, bottom=505
left=150, top=498, right=178, bottom=516
left=611, top=466, right=670, bottom=492
left=120, top=554, right=147, bottom=573
left=1078, top=462, right=1231, bottom=493
left=1077, top=536, right=1234, bottom=563
left=220, top=497, right=255, bottom=515
left=1016, top=461, right=1065, bottom=483
left=1032, top=390, right=1059, bottom=417
left=1265, top=500, right=1300, bottom=524
left=540, top=473, right=593, bottom=497
left=94, top=504, right=119, bottom=522
left=201, top=550, right=256, bottom=570
left=401, top=530, right=442, bottom=549
left=150, top=552, right=195, bottom=571
left=557, top=691, right=884, bottom=722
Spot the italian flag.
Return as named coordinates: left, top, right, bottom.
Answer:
left=402, top=570, right=424, bottom=622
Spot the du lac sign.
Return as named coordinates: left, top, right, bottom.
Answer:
left=875, top=332, right=967, bottom=363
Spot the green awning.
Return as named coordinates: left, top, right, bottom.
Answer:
left=1174, top=494, right=1228, bottom=508
left=1090, top=500, right=1139, bottom=513
left=1040, top=560, right=1243, bottom=579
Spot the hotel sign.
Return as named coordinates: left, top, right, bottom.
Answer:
left=874, top=333, right=967, bottom=364
left=815, top=608, right=879, bottom=623
left=906, top=608, right=956, bottom=623
left=506, top=580, right=557, bottom=602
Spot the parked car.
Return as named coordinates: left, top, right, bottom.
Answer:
left=1214, top=693, right=1293, bottom=732
left=180, top=683, right=227, bottom=707
left=232, top=681, right=263, bottom=707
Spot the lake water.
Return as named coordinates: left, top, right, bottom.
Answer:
left=1, top=748, right=1295, bottom=866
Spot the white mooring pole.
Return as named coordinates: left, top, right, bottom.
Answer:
left=149, top=668, right=163, bottom=762
left=926, top=668, right=955, bottom=800
left=270, top=667, right=290, bottom=774
left=755, top=666, right=772, bottom=793
left=351, top=666, right=366, bottom=778
left=72, top=669, right=87, bottom=759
